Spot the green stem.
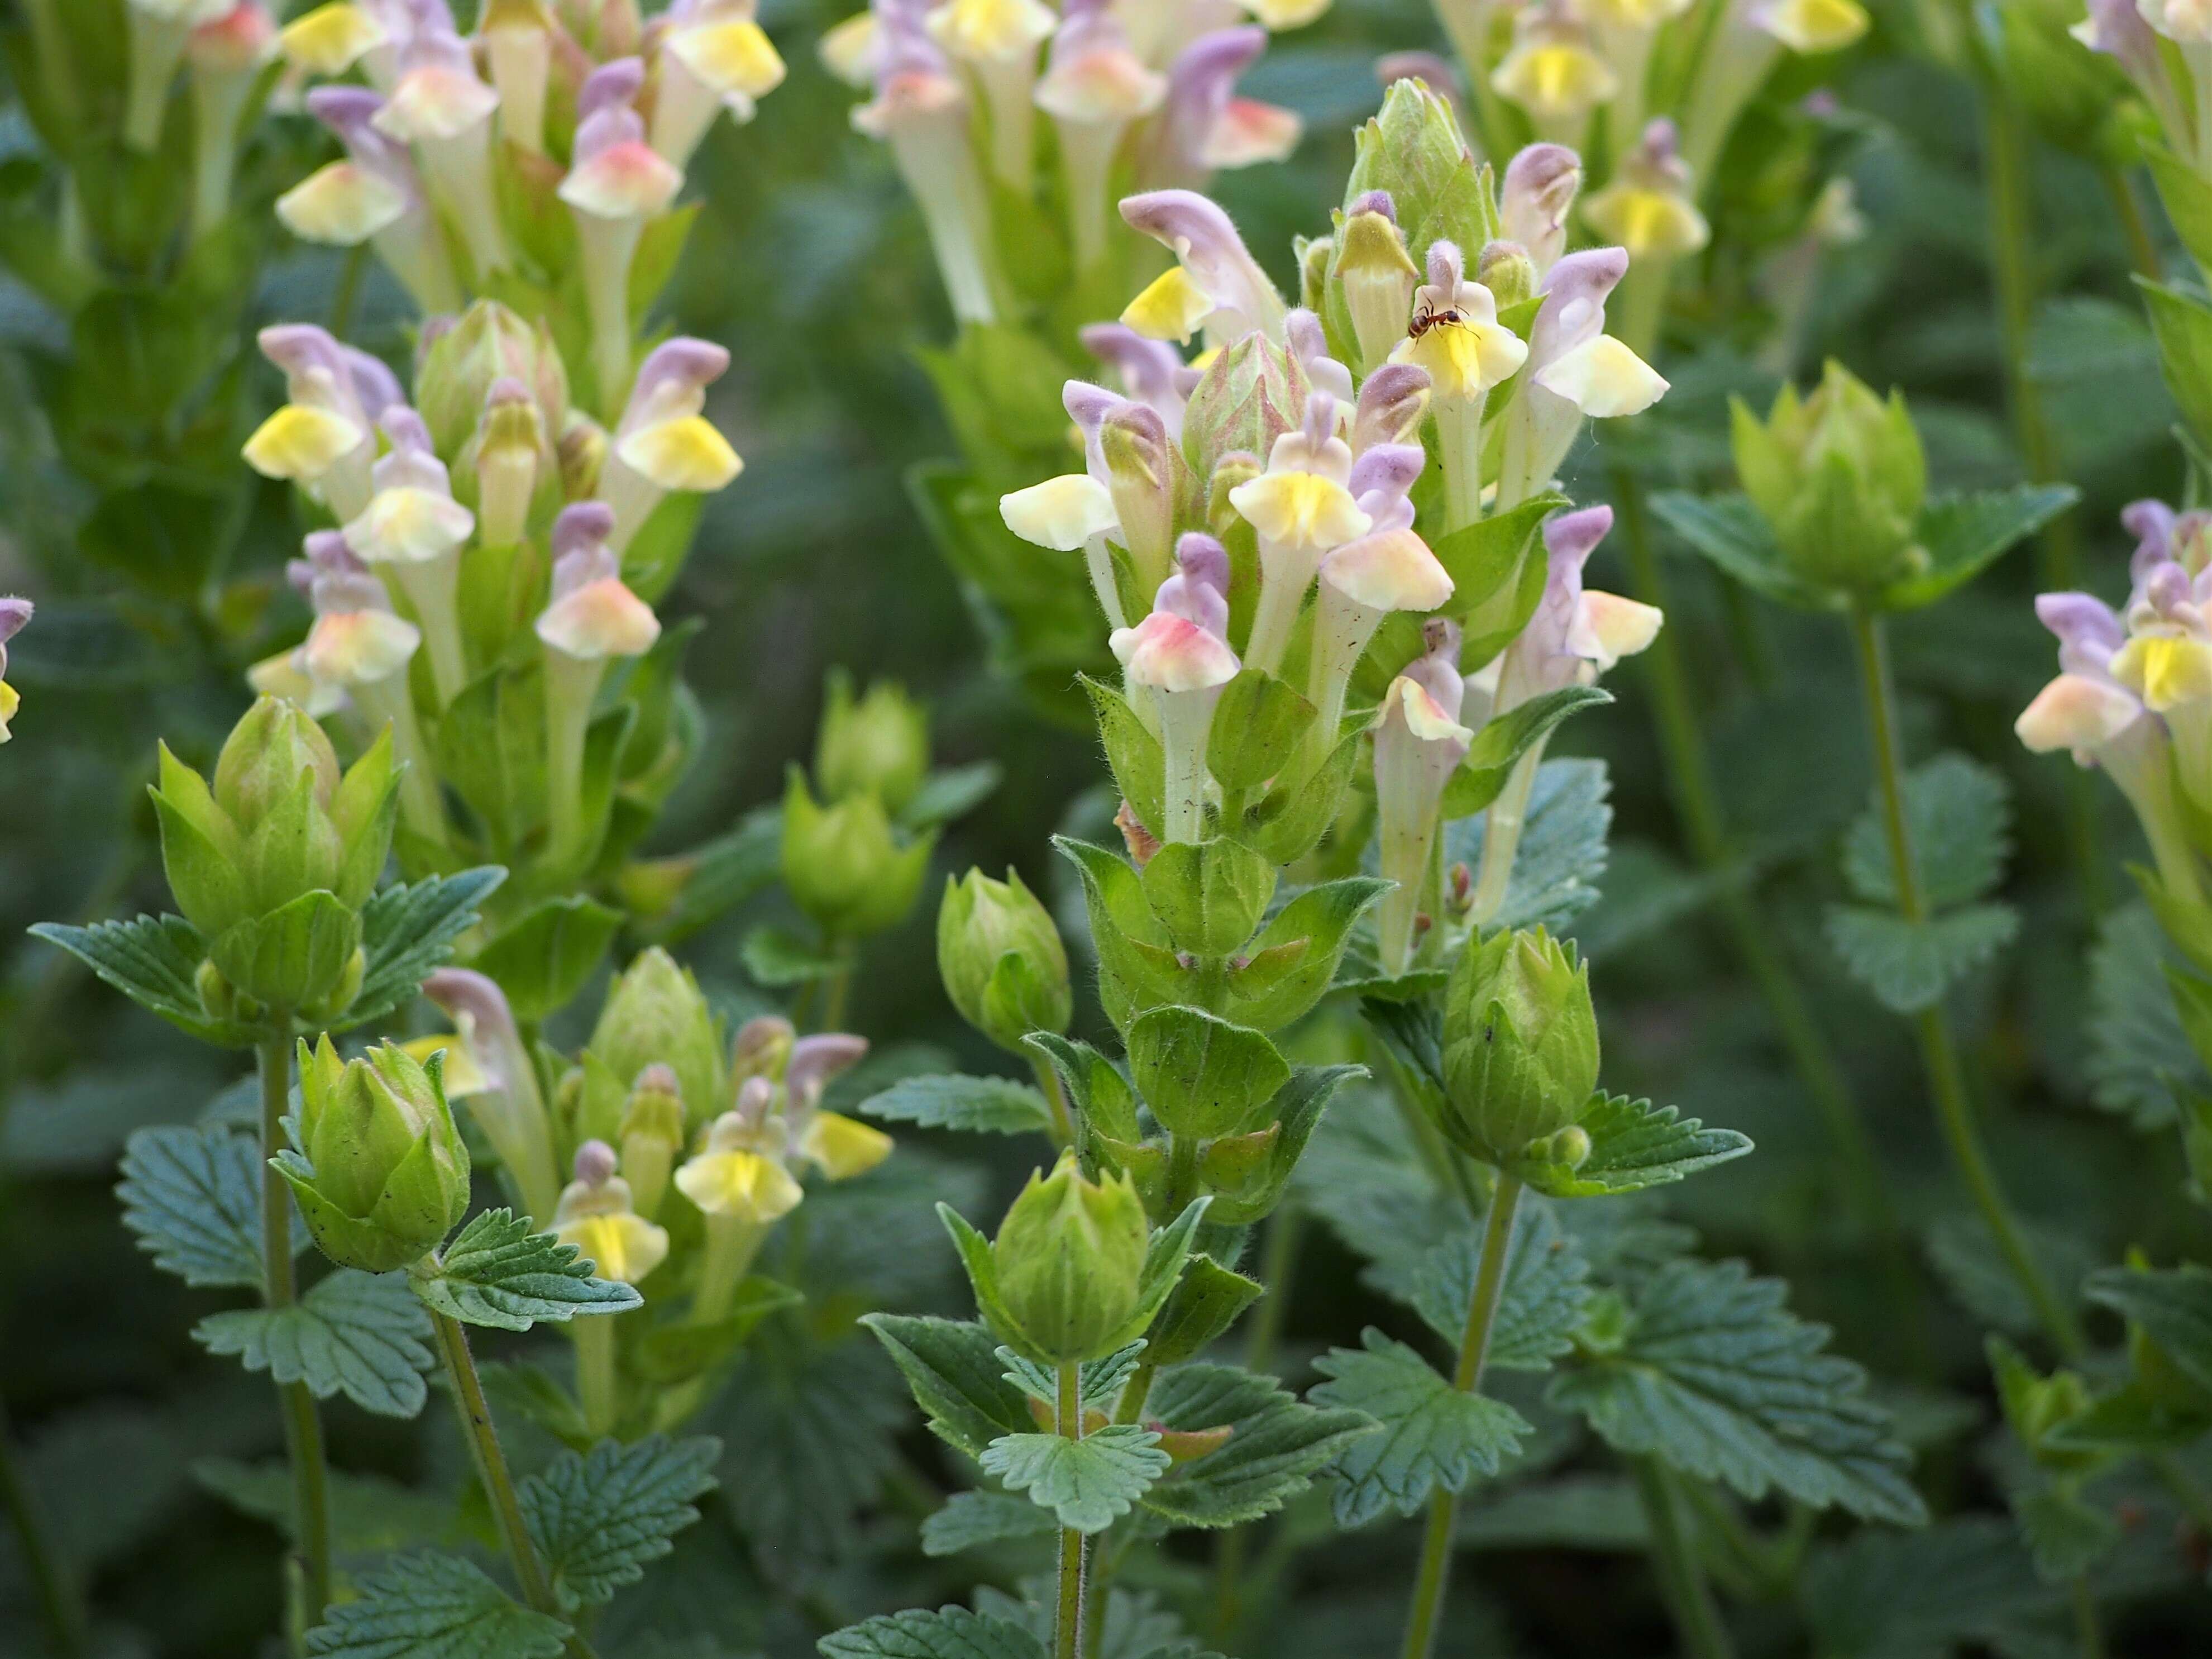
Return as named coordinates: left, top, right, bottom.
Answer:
left=1055, top=1360, right=1086, bottom=1659
left=259, top=1035, right=332, bottom=1638
left=2071, top=1576, right=2104, bottom=1659
left=2102, top=166, right=2161, bottom=283
left=1164, top=1133, right=1200, bottom=1218
left=329, top=244, right=369, bottom=339
left=431, top=1309, right=557, bottom=1615
left=575, top=1317, right=618, bottom=1438
left=1241, top=1207, right=1303, bottom=1377
left=1633, top=1461, right=1736, bottom=1659
left=1846, top=611, right=2085, bottom=1357
left=1029, top=1053, right=1076, bottom=1148
left=0, top=1398, right=88, bottom=1658
left=819, top=951, right=852, bottom=1033
left=1613, top=478, right=1895, bottom=1246
left=1398, top=1176, right=1522, bottom=1659
left=1111, top=1361, right=1157, bottom=1428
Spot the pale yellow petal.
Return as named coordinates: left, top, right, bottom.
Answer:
left=1121, top=266, right=1214, bottom=344
left=243, top=404, right=365, bottom=482
left=615, top=416, right=743, bottom=492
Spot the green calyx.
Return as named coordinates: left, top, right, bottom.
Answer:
left=1439, top=925, right=1601, bottom=1165
left=151, top=698, right=400, bottom=1014
left=989, top=1152, right=1152, bottom=1364
left=815, top=668, right=930, bottom=814
left=780, top=767, right=937, bottom=940
left=937, top=867, right=1072, bottom=1053
left=588, top=946, right=727, bottom=1128
left=414, top=298, right=568, bottom=465
left=1732, top=360, right=1928, bottom=600
left=276, top=1037, right=472, bottom=1273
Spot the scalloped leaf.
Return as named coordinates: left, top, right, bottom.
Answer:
left=409, top=1209, right=642, bottom=1331
left=1309, top=1330, right=1530, bottom=1527
left=518, top=1434, right=720, bottom=1612
left=195, top=1269, right=434, bottom=1418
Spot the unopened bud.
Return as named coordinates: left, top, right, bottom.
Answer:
left=991, top=1151, right=1150, bottom=1362
left=1336, top=193, right=1421, bottom=373
left=1477, top=240, right=1536, bottom=311
left=938, top=868, right=1073, bottom=1053
left=780, top=769, right=937, bottom=939
left=589, top=949, right=725, bottom=1128
left=815, top=669, right=930, bottom=813
left=1439, top=927, right=1601, bottom=1164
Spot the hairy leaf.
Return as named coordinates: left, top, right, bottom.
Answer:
left=920, top=1490, right=1059, bottom=1556
left=343, top=867, right=507, bottom=1032
left=1841, top=755, right=2012, bottom=910
left=303, top=1552, right=568, bottom=1658
left=1310, top=1330, right=1530, bottom=1526
left=118, top=1122, right=298, bottom=1287
left=1548, top=1258, right=1926, bottom=1524
left=819, top=1608, right=1047, bottom=1659
left=409, top=1209, right=642, bottom=1331
left=864, top=1314, right=1036, bottom=1457
left=1443, top=758, right=1611, bottom=931
left=1824, top=903, right=2018, bottom=1014
left=1518, top=1093, right=1754, bottom=1198
left=856, top=1073, right=1056, bottom=1136
left=978, top=1427, right=1171, bottom=1532
left=519, top=1435, right=720, bottom=1612
left=195, top=1269, right=433, bottom=1418
left=1413, top=1203, right=1592, bottom=1371
left=1140, top=1362, right=1379, bottom=1528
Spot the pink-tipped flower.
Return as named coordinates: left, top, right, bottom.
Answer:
left=1157, top=532, right=1233, bottom=640
left=561, top=58, right=684, bottom=408
left=0, top=596, right=31, bottom=744
left=1119, top=188, right=1287, bottom=346
left=1374, top=618, right=1478, bottom=974
left=596, top=337, right=742, bottom=557
left=286, top=85, right=462, bottom=312
left=651, top=0, right=789, bottom=168
left=1500, top=143, right=1582, bottom=275
left=374, top=22, right=509, bottom=278
left=1497, top=248, right=1667, bottom=506
left=1111, top=594, right=1242, bottom=843
left=1149, top=27, right=1298, bottom=187
left=1494, top=505, right=1662, bottom=712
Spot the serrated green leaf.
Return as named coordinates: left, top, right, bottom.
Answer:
left=117, top=1122, right=300, bottom=1287
left=303, top=1552, right=568, bottom=1658
left=2086, top=903, right=2200, bottom=1130
left=1841, top=755, right=2012, bottom=909
left=819, top=1607, right=1047, bottom=1659
left=1517, top=1093, right=1754, bottom=1198
left=1825, top=903, right=2018, bottom=1013
left=519, top=1434, right=720, bottom=1612
left=31, top=913, right=258, bottom=1047
left=863, top=1314, right=1036, bottom=1457
left=1442, top=757, right=1610, bottom=931
left=1309, top=1330, right=1530, bottom=1526
left=1140, top=1362, right=1378, bottom=1529
left=195, top=1269, right=434, bottom=1418
left=1880, top=486, right=2077, bottom=612
left=341, top=867, right=506, bottom=1033
left=2011, top=1485, right=2119, bottom=1584
left=920, top=1490, right=1059, bottom=1556
left=978, top=1427, right=1171, bottom=1533
left=2082, top=1263, right=2212, bottom=1395
left=1413, top=1203, right=1591, bottom=1370
left=409, top=1208, right=642, bottom=1331
left=855, top=1073, right=1055, bottom=1136
left=1441, top=687, right=1613, bottom=821
left=1548, top=1258, right=1925, bottom=1525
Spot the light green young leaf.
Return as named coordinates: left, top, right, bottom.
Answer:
left=1841, top=755, right=2012, bottom=910
left=993, top=1341, right=1144, bottom=1411
left=819, top=1607, right=1048, bottom=1659
left=1880, top=485, right=2079, bottom=612
left=863, top=1314, right=1037, bottom=1457
left=195, top=1269, right=434, bottom=1418
left=519, top=1435, right=720, bottom=1612
left=1413, top=1203, right=1592, bottom=1371
left=118, top=1122, right=300, bottom=1287
left=1443, top=758, right=1611, bottom=931
left=920, top=1490, right=1059, bottom=1556
left=856, top=1074, right=1056, bottom=1136
left=1309, top=1330, right=1531, bottom=1527
left=1515, top=1093, right=1754, bottom=1198
left=303, top=1552, right=568, bottom=1658
left=342, top=867, right=507, bottom=1033
left=979, top=1427, right=1171, bottom=1533
left=409, top=1209, right=643, bottom=1331
left=1547, top=1258, right=1926, bottom=1525
left=1824, top=903, right=2018, bottom=1013
left=1139, top=1362, right=1379, bottom=1529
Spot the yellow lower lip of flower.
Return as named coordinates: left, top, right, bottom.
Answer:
left=398, top=1035, right=489, bottom=1098
left=0, top=678, right=16, bottom=742
left=818, top=12, right=880, bottom=89
left=1493, top=45, right=1618, bottom=122
left=674, top=1148, right=805, bottom=1222
left=617, top=416, right=743, bottom=493
left=1121, top=267, right=1214, bottom=345
left=558, top=1211, right=671, bottom=1285
left=280, top=2, right=386, bottom=75
left=1242, top=0, right=1331, bottom=27
left=1535, top=336, right=1669, bottom=419
left=671, top=18, right=789, bottom=99
left=278, top=163, right=409, bottom=247
left=924, top=0, right=1054, bottom=63
left=2115, top=635, right=2212, bottom=712
left=243, top=404, right=365, bottom=482
left=1759, top=0, right=1869, bottom=53
left=797, top=1110, right=894, bottom=1180
left=1584, top=187, right=1710, bottom=263
left=347, top=488, right=476, bottom=565
left=1229, top=470, right=1370, bottom=552
left=1396, top=320, right=1527, bottom=401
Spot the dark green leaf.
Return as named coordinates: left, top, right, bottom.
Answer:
left=1442, top=758, right=1611, bottom=931
left=1413, top=1203, right=1592, bottom=1370
left=2087, top=904, right=2203, bottom=1130
left=1879, top=486, right=2077, bottom=611
left=195, top=1269, right=434, bottom=1418
left=2082, top=1264, right=2212, bottom=1395
left=742, top=924, right=847, bottom=987
left=920, top=1490, right=1059, bottom=1556
left=1309, top=1330, right=1530, bottom=1525
left=1649, top=493, right=1829, bottom=611
left=341, top=868, right=507, bottom=1033
left=856, top=1073, right=1056, bottom=1136
left=117, top=1122, right=298, bottom=1287
left=863, top=1314, right=1036, bottom=1457
left=303, top=1552, right=568, bottom=1658
left=1140, top=1362, right=1379, bottom=1528
left=1441, top=687, right=1612, bottom=821
left=819, top=1608, right=1047, bottom=1659
left=1825, top=903, right=2018, bottom=1014
left=30, top=913, right=256, bottom=1048
left=1516, top=1093, right=1753, bottom=1198
left=1205, top=669, right=1316, bottom=794
left=409, top=1209, right=642, bottom=1331
left=978, top=1427, right=1170, bottom=1532
left=519, top=1435, right=720, bottom=1612
left=1841, top=755, right=2012, bottom=910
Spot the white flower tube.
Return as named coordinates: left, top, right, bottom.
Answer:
left=560, top=59, right=684, bottom=409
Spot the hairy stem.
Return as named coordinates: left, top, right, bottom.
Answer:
left=1029, top=1053, right=1076, bottom=1148
left=259, top=1035, right=333, bottom=1637
left=1398, top=1176, right=1522, bottom=1659
left=1846, top=610, right=2085, bottom=1356
left=0, top=1397, right=87, bottom=1658
left=1633, top=1460, right=1736, bottom=1659
left=1055, top=1360, right=1086, bottom=1659
left=432, top=1308, right=556, bottom=1615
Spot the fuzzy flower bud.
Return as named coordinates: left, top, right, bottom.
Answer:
left=938, top=868, right=1073, bottom=1052
left=589, top=947, right=727, bottom=1129
left=276, top=1038, right=472, bottom=1271
left=815, top=669, right=930, bottom=813
left=991, top=1151, right=1150, bottom=1362
left=781, top=770, right=938, bottom=939
left=1439, top=926, right=1601, bottom=1163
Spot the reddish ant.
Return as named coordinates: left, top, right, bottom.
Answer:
left=1408, top=301, right=1464, bottom=338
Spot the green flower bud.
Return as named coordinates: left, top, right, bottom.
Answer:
left=617, top=1062, right=687, bottom=1221
left=1296, top=232, right=1333, bottom=316
left=1335, top=199, right=1421, bottom=372
left=1478, top=240, right=1536, bottom=311
left=780, top=769, right=937, bottom=940
left=1439, top=927, right=1601, bottom=1163
left=938, top=868, right=1072, bottom=1052
left=1182, top=334, right=1310, bottom=485
left=150, top=701, right=400, bottom=1012
left=277, top=1038, right=472, bottom=1272
left=414, top=299, right=570, bottom=462
left=588, top=947, right=726, bottom=1128
left=992, top=1151, right=1150, bottom=1363
left=814, top=668, right=930, bottom=813
left=1732, top=361, right=1928, bottom=599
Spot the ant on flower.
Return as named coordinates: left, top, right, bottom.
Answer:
left=1408, top=301, right=1464, bottom=338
